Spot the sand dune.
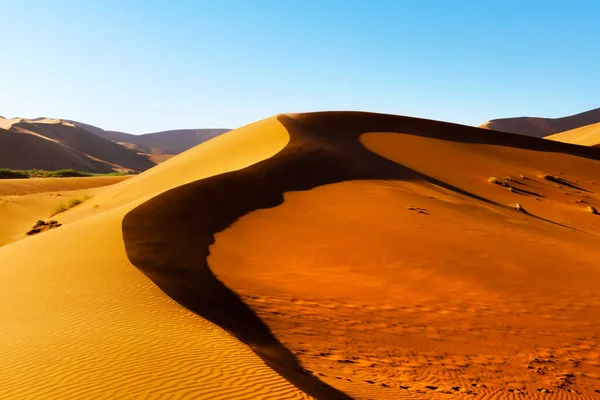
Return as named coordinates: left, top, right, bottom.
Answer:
left=0, top=176, right=130, bottom=247
left=70, top=119, right=230, bottom=156
left=3, top=112, right=600, bottom=399
left=0, top=117, right=155, bottom=172
left=0, top=117, right=321, bottom=400
left=122, top=112, right=600, bottom=398
left=480, top=107, right=600, bottom=138
left=546, top=122, right=600, bottom=147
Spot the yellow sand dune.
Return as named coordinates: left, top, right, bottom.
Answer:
left=0, top=176, right=130, bottom=247
left=545, top=121, right=600, bottom=147
left=0, top=117, right=319, bottom=399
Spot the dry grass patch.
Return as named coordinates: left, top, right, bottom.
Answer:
left=50, top=194, right=91, bottom=217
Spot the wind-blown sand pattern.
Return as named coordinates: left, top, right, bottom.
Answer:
left=3, top=112, right=600, bottom=399
left=0, top=117, right=319, bottom=399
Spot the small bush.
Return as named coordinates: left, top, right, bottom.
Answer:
left=0, top=168, right=128, bottom=179
left=488, top=176, right=511, bottom=188
left=510, top=202, right=526, bottom=212
left=26, top=219, right=62, bottom=236
left=587, top=206, right=599, bottom=215
left=0, top=168, right=28, bottom=179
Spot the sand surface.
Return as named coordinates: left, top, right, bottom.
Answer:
left=480, top=107, right=600, bottom=138
left=0, top=176, right=130, bottom=247
left=0, top=118, right=316, bottom=399
left=546, top=122, right=600, bottom=147
left=3, top=112, right=600, bottom=399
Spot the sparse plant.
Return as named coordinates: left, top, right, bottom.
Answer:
left=26, top=219, right=62, bottom=236
left=50, top=194, right=92, bottom=217
left=510, top=202, right=526, bottom=212
left=488, top=176, right=511, bottom=188
left=587, top=206, right=599, bottom=215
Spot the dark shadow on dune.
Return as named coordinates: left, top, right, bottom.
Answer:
left=511, top=186, right=544, bottom=198
left=122, top=112, right=585, bottom=399
left=542, top=175, right=592, bottom=193
left=292, top=111, right=600, bottom=161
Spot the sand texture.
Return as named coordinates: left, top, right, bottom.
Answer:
left=546, top=122, right=600, bottom=147
left=3, top=112, right=600, bottom=399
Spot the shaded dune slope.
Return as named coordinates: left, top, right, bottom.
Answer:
left=0, top=127, right=112, bottom=171
left=70, top=119, right=230, bottom=156
left=480, top=107, right=600, bottom=138
left=123, top=112, right=600, bottom=399
left=0, top=120, right=155, bottom=172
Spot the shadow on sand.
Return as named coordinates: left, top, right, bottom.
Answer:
left=122, top=112, right=590, bottom=398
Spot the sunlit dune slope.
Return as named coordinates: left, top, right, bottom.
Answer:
left=0, top=117, right=317, bottom=400
left=0, top=176, right=130, bottom=247
left=546, top=121, right=600, bottom=147
left=4, top=112, right=600, bottom=399
left=121, top=112, right=600, bottom=399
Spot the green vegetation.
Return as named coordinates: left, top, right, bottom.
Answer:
left=0, top=169, right=29, bottom=179
left=50, top=194, right=92, bottom=217
left=0, top=168, right=130, bottom=179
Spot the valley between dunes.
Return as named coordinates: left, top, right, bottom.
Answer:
left=2, top=112, right=600, bottom=399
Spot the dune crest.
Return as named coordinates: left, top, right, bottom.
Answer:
left=4, top=111, right=600, bottom=399
left=0, top=116, right=318, bottom=399
left=480, top=107, right=600, bottom=138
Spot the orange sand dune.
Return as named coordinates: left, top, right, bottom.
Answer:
left=3, top=112, right=600, bottom=399
left=122, top=112, right=600, bottom=399
left=546, top=122, right=600, bottom=147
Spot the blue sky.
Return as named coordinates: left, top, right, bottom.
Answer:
left=0, top=0, right=598, bottom=133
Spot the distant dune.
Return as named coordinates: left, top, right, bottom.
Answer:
left=480, top=107, right=600, bottom=138
left=1, top=116, right=230, bottom=173
left=3, top=112, right=600, bottom=399
left=0, top=117, right=155, bottom=173
left=69, top=120, right=230, bottom=156
left=546, top=121, right=600, bottom=147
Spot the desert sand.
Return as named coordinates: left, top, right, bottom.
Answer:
left=0, top=117, right=155, bottom=172
left=0, top=176, right=130, bottom=247
left=546, top=122, right=600, bottom=147
left=480, top=107, right=600, bottom=138
left=2, top=112, right=600, bottom=399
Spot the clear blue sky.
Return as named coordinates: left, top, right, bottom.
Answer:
left=0, top=0, right=598, bottom=133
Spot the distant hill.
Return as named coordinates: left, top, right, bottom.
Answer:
left=69, top=120, right=230, bottom=157
left=0, top=116, right=231, bottom=173
left=545, top=121, right=600, bottom=147
left=480, top=107, right=600, bottom=138
left=0, top=117, right=155, bottom=173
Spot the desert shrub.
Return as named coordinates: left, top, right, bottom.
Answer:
left=1, top=168, right=125, bottom=179
left=509, top=202, right=526, bottom=212
left=50, top=194, right=91, bottom=217
left=587, top=206, right=599, bottom=215
left=0, top=168, right=28, bottom=179
left=488, top=176, right=511, bottom=187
